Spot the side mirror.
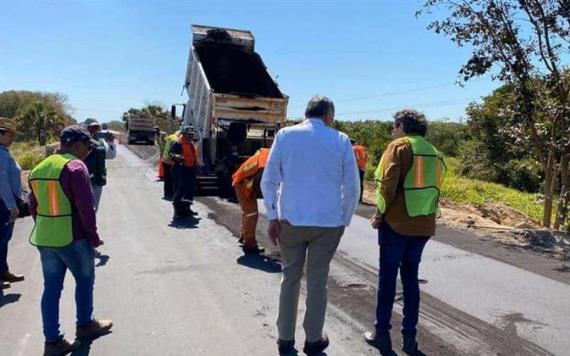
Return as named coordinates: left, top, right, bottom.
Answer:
left=171, top=105, right=176, bottom=120
left=181, top=104, right=187, bottom=122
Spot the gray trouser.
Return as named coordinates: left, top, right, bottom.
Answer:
left=91, top=184, right=103, bottom=212
left=277, top=224, right=344, bottom=342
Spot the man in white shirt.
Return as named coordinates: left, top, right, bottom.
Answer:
left=261, top=95, right=360, bottom=355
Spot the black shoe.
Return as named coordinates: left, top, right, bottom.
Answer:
left=364, top=331, right=392, bottom=353
left=303, top=334, right=329, bottom=355
left=402, top=335, right=418, bottom=354
left=242, top=245, right=265, bottom=255
left=44, top=338, right=81, bottom=356
left=277, top=339, right=297, bottom=355
left=1, top=271, right=25, bottom=283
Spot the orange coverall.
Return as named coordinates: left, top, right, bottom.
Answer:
left=231, top=148, right=269, bottom=249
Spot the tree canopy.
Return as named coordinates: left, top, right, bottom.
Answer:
left=0, top=90, right=76, bottom=145
left=419, top=0, right=570, bottom=228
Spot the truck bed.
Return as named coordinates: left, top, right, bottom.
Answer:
left=195, top=44, right=284, bottom=99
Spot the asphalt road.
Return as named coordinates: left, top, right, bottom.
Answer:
left=1, top=145, right=568, bottom=355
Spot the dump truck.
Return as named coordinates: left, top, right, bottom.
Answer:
left=126, top=116, right=156, bottom=145
left=173, top=24, right=288, bottom=195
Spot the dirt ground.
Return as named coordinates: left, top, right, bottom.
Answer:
left=362, top=181, right=570, bottom=261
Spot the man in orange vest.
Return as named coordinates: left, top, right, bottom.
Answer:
left=232, top=148, right=269, bottom=254
left=352, top=139, right=368, bottom=203
left=169, top=126, right=198, bottom=218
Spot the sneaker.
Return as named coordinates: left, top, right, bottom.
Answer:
left=364, top=331, right=392, bottom=353
left=76, top=319, right=113, bottom=339
left=402, top=335, right=418, bottom=354
left=1, top=281, right=10, bottom=289
left=43, top=338, right=81, bottom=356
left=277, top=339, right=297, bottom=355
left=303, top=334, right=329, bottom=355
left=1, top=271, right=24, bottom=283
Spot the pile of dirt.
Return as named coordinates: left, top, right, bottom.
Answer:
left=439, top=199, right=540, bottom=230
left=195, top=44, right=284, bottom=98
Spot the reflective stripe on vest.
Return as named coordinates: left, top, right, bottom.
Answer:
left=29, top=153, right=75, bottom=247
left=375, top=136, right=446, bottom=217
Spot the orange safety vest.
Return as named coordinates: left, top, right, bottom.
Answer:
left=353, top=144, right=368, bottom=170
left=178, top=136, right=197, bottom=167
left=232, top=148, right=270, bottom=198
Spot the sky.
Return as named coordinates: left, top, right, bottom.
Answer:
left=0, top=0, right=501, bottom=123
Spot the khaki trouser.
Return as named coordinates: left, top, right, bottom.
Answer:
left=235, top=188, right=259, bottom=248
left=277, top=224, right=344, bottom=342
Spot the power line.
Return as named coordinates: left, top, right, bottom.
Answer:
left=288, top=78, right=491, bottom=108
left=334, top=97, right=480, bottom=117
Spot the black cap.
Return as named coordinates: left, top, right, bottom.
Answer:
left=60, top=125, right=99, bottom=147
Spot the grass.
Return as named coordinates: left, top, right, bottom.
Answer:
left=441, top=157, right=545, bottom=222
left=10, top=141, right=47, bottom=170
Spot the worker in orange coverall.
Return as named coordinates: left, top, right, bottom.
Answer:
left=231, top=148, right=269, bottom=255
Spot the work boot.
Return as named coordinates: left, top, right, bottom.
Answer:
left=402, top=335, right=419, bottom=354
left=303, top=334, right=329, bottom=355
left=76, top=319, right=113, bottom=339
left=364, top=331, right=392, bottom=353
left=1, top=281, right=10, bottom=289
left=1, top=271, right=25, bottom=283
left=43, top=338, right=81, bottom=356
left=277, top=339, right=297, bottom=355
left=242, top=245, right=265, bottom=255
left=173, top=203, right=187, bottom=218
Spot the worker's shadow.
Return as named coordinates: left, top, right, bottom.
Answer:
left=95, top=251, right=110, bottom=267
left=169, top=216, right=201, bottom=229
left=71, top=331, right=113, bottom=356
left=0, top=290, right=21, bottom=309
left=236, top=254, right=282, bottom=273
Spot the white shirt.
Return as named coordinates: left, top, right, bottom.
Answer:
left=100, top=139, right=117, bottom=160
left=261, top=118, right=360, bottom=227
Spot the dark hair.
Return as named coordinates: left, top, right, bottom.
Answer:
left=394, top=109, right=428, bottom=136
left=305, top=95, right=335, bottom=118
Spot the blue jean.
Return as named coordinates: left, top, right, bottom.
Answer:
left=38, top=239, right=95, bottom=342
left=0, top=221, right=15, bottom=274
left=375, top=222, right=429, bottom=338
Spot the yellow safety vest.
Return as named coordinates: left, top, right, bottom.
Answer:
left=29, top=153, right=75, bottom=247
left=375, top=136, right=446, bottom=217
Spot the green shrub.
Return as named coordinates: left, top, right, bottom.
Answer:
left=17, top=151, right=45, bottom=170
left=503, top=159, right=541, bottom=193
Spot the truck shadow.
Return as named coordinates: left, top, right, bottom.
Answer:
left=236, top=254, right=282, bottom=273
